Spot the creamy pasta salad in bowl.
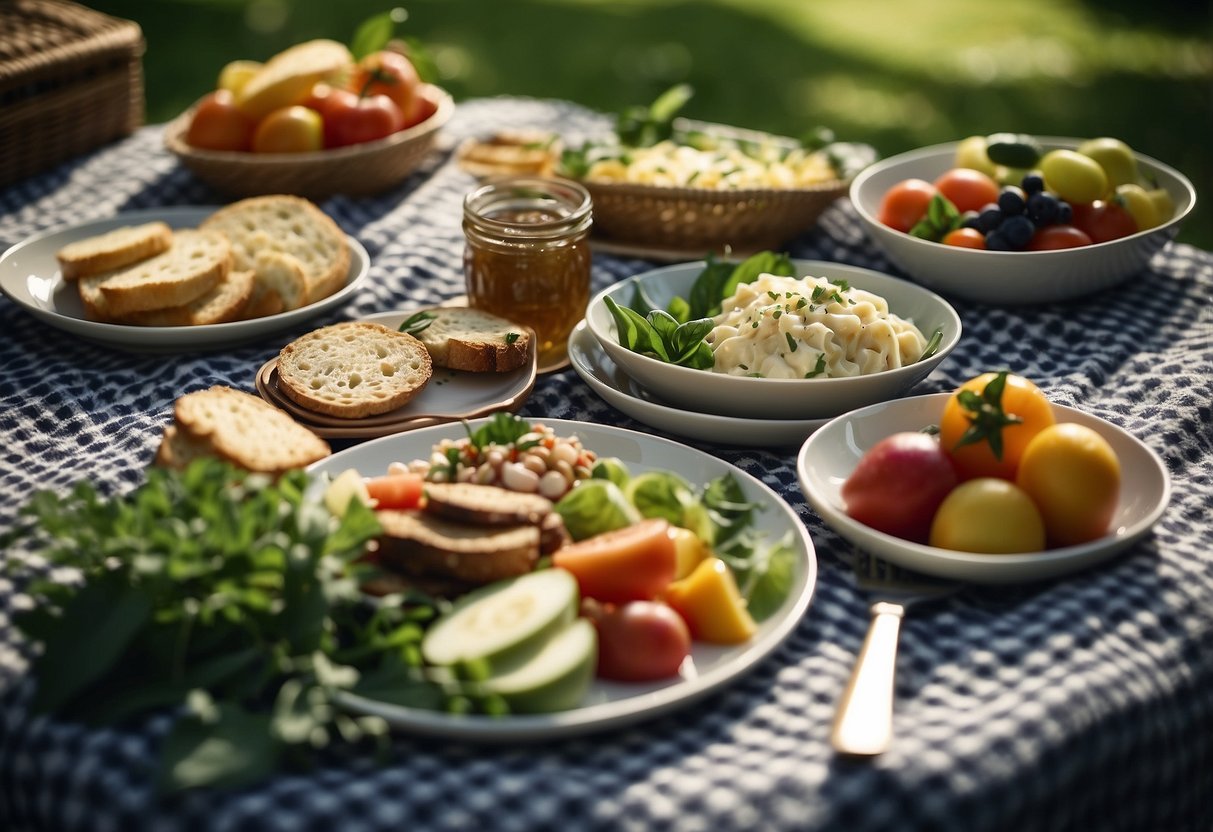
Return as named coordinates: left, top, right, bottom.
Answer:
left=582, top=254, right=961, bottom=420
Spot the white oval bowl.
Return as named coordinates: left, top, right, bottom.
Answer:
left=848, top=138, right=1197, bottom=305
left=796, top=393, right=1171, bottom=584
left=585, top=259, right=962, bottom=420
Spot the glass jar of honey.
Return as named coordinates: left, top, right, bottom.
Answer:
left=463, top=176, right=592, bottom=368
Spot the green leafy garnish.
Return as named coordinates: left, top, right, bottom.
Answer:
left=803, top=353, right=828, bottom=378
left=604, top=296, right=715, bottom=370
left=615, top=83, right=694, bottom=148
left=950, top=370, right=1024, bottom=461
left=398, top=310, right=437, bottom=336
left=466, top=412, right=537, bottom=450
left=920, top=327, right=944, bottom=361
left=910, top=194, right=964, bottom=242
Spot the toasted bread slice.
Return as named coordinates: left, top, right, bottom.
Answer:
left=153, top=424, right=212, bottom=470
left=96, top=229, right=230, bottom=316
left=235, top=39, right=354, bottom=121
left=125, top=268, right=254, bottom=327
left=422, top=482, right=554, bottom=526
left=174, top=385, right=330, bottom=475
left=56, top=221, right=173, bottom=280
left=376, top=510, right=540, bottom=584
left=276, top=322, right=433, bottom=419
left=201, top=195, right=349, bottom=305
left=412, top=307, right=532, bottom=373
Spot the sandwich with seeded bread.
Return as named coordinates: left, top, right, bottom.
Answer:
left=408, top=307, right=533, bottom=373
left=56, top=221, right=173, bottom=280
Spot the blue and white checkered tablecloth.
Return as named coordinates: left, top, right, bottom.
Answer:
left=0, top=97, right=1210, bottom=832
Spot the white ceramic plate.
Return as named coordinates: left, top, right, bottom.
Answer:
left=849, top=138, right=1197, bottom=304
left=797, top=393, right=1171, bottom=584
left=0, top=206, right=370, bottom=352
left=309, top=418, right=818, bottom=741
left=568, top=320, right=827, bottom=448
left=585, top=259, right=961, bottom=419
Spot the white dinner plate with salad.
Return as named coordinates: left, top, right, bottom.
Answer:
left=797, top=393, right=1171, bottom=584
left=308, top=417, right=819, bottom=741
left=568, top=321, right=828, bottom=448
left=0, top=207, right=370, bottom=352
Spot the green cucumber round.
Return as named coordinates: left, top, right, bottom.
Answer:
left=985, top=133, right=1043, bottom=169
left=482, top=618, right=598, bottom=713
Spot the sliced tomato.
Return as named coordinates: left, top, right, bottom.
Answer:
left=552, top=518, right=676, bottom=604
left=365, top=473, right=425, bottom=510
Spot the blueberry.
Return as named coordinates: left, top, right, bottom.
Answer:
left=1027, top=191, right=1060, bottom=226
left=977, top=203, right=1003, bottom=233
left=998, top=186, right=1026, bottom=216
left=960, top=210, right=981, bottom=230
left=985, top=230, right=1013, bottom=251
left=1021, top=173, right=1045, bottom=195
left=1001, top=215, right=1035, bottom=249
left=1057, top=201, right=1073, bottom=224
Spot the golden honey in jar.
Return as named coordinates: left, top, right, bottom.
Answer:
left=463, top=176, right=592, bottom=366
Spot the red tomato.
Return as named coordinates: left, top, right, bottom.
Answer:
left=403, top=83, right=442, bottom=129
left=1027, top=225, right=1093, bottom=250
left=322, top=88, right=406, bottom=148
left=590, top=600, right=691, bottom=682
left=933, top=168, right=1000, bottom=213
left=365, top=473, right=424, bottom=510
left=877, top=178, right=937, bottom=233
left=186, top=89, right=256, bottom=151
left=351, top=50, right=421, bottom=119
left=841, top=432, right=959, bottom=543
left=552, top=518, right=677, bottom=604
left=1070, top=200, right=1138, bottom=243
left=942, top=227, right=987, bottom=249
left=251, top=105, right=323, bottom=153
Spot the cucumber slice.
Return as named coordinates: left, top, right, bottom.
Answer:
left=483, top=618, right=598, bottom=713
left=421, top=569, right=579, bottom=670
left=985, top=133, right=1042, bottom=170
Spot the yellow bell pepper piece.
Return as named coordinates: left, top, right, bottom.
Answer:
left=668, top=526, right=708, bottom=580
left=664, top=557, right=757, bottom=645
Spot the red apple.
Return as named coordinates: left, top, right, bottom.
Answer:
left=841, top=432, right=959, bottom=543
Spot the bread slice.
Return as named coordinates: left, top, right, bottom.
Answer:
left=56, top=221, right=173, bottom=280
left=235, top=39, right=353, bottom=120
left=174, top=385, right=330, bottom=475
left=276, top=321, right=433, bottom=419
left=411, top=307, right=532, bottom=373
left=242, top=250, right=310, bottom=319
left=153, top=424, right=212, bottom=470
left=96, top=229, right=231, bottom=316
left=375, top=510, right=541, bottom=584
left=201, top=195, right=349, bottom=305
left=125, top=268, right=254, bottom=327
left=422, top=483, right=554, bottom=526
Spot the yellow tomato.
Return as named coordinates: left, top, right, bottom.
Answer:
left=1016, top=423, right=1120, bottom=547
left=217, top=60, right=263, bottom=97
left=939, top=372, right=1056, bottom=481
left=251, top=105, right=323, bottom=153
left=929, top=478, right=1046, bottom=554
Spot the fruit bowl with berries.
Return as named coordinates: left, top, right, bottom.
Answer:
left=164, top=39, right=453, bottom=199
left=849, top=134, right=1196, bottom=304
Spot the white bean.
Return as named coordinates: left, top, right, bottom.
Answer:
left=551, top=441, right=578, bottom=467
left=538, top=470, right=569, bottom=500
left=476, top=462, right=496, bottom=484
left=522, top=454, right=548, bottom=476
left=501, top=462, right=540, bottom=492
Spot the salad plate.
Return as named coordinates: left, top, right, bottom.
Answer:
left=255, top=310, right=538, bottom=440
left=567, top=320, right=827, bottom=447
left=0, top=207, right=370, bottom=352
left=797, top=393, right=1171, bottom=584
left=309, top=417, right=819, bottom=741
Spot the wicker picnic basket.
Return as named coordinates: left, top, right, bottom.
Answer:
left=0, top=0, right=145, bottom=188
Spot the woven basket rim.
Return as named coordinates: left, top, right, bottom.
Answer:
left=579, top=176, right=849, bottom=201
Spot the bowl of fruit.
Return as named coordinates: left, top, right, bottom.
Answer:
left=849, top=134, right=1197, bottom=305
left=164, top=39, right=453, bottom=199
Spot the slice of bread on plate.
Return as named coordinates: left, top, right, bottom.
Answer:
left=169, top=385, right=330, bottom=475
left=375, top=510, right=541, bottom=584
left=56, top=221, right=173, bottom=280
left=95, top=229, right=231, bottom=317
left=201, top=195, right=349, bottom=306
left=240, top=250, right=310, bottom=319
left=125, top=268, right=254, bottom=327
left=409, top=307, right=532, bottom=373
left=276, top=321, right=433, bottom=419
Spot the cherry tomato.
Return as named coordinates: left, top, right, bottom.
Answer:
left=941, top=227, right=987, bottom=249
left=186, top=89, right=256, bottom=151
left=590, top=600, right=691, bottom=682
left=1071, top=200, right=1138, bottom=243
left=1027, top=225, right=1093, bottom=250
left=364, top=473, right=424, bottom=510
left=928, top=478, right=1046, bottom=554
left=938, top=372, right=1056, bottom=481
left=322, top=88, right=406, bottom=148
left=933, top=168, right=1000, bottom=213
left=1016, top=423, right=1120, bottom=547
left=877, top=178, right=937, bottom=233
left=842, top=432, right=959, bottom=543
left=552, top=518, right=676, bottom=604
left=251, top=105, right=323, bottom=153
left=351, top=50, right=421, bottom=119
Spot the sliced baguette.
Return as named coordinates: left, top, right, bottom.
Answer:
left=153, top=424, right=212, bottom=470
left=276, top=322, right=433, bottom=419
left=97, top=229, right=230, bottom=316
left=174, top=385, right=330, bottom=475
left=201, top=195, right=349, bottom=305
left=412, top=307, right=532, bottom=373
left=242, top=250, right=310, bottom=319
left=124, top=268, right=254, bottom=327
left=375, top=510, right=541, bottom=584
left=56, top=221, right=173, bottom=280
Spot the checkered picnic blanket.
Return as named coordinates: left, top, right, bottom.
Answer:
left=0, top=97, right=1210, bottom=831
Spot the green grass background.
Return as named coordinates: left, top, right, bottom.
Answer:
left=90, top=0, right=1211, bottom=249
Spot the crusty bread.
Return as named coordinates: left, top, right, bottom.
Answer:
left=56, top=221, right=173, bottom=280
left=125, top=268, right=254, bottom=327
left=235, top=39, right=354, bottom=120
left=96, top=229, right=231, bottom=317
left=375, top=510, right=541, bottom=584
left=173, top=385, right=330, bottom=475
left=153, top=424, right=212, bottom=470
left=276, top=322, right=433, bottom=419
left=241, top=250, right=309, bottom=319
left=201, top=195, right=349, bottom=305
left=412, top=307, right=532, bottom=373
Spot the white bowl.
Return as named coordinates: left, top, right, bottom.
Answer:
left=849, top=138, right=1197, bottom=305
left=584, top=259, right=961, bottom=420
left=796, top=393, right=1171, bottom=584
